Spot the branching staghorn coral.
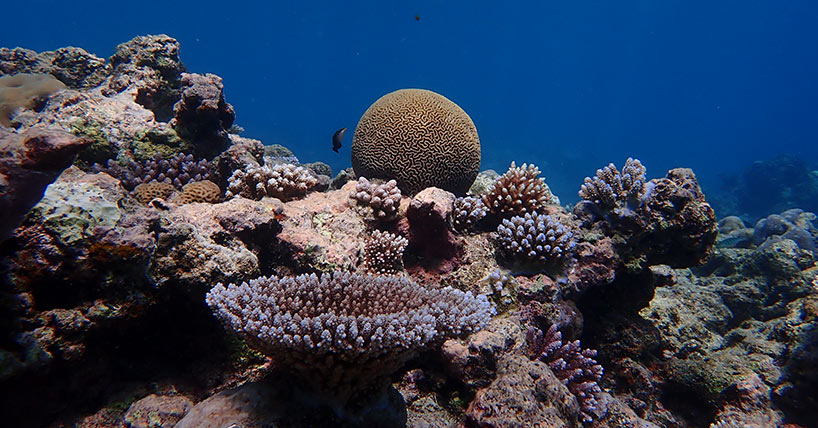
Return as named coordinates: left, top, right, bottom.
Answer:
left=225, top=163, right=318, bottom=201
left=362, top=230, right=408, bottom=275
left=496, top=211, right=575, bottom=264
left=578, top=157, right=646, bottom=209
left=482, top=162, right=555, bottom=219
left=350, top=177, right=402, bottom=219
left=206, top=271, right=494, bottom=410
left=527, top=325, right=603, bottom=423
left=450, top=196, right=487, bottom=233
left=94, top=152, right=214, bottom=191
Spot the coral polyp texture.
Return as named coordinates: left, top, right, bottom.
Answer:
left=351, top=88, right=481, bottom=195
left=0, top=73, right=66, bottom=126
left=578, top=157, right=646, bottom=209
left=225, top=163, right=318, bottom=201
left=132, top=181, right=175, bottom=204
left=527, top=325, right=603, bottom=423
left=362, top=230, right=408, bottom=275
left=496, top=211, right=575, bottom=264
left=350, top=177, right=402, bottom=219
left=205, top=271, right=494, bottom=404
left=172, top=180, right=221, bottom=204
left=482, top=162, right=555, bottom=219
left=94, top=152, right=213, bottom=191
left=449, top=195, right=487, bottom=233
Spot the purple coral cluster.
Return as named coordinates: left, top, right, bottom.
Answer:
left=206, top=271, right=494, bottom=403
left=578, top=157, right=646, bottom=209
left=527, top=325, right=603, bottom=423
left=94, top=153, right=213, bottom=191
left=350, top=177, right=402, bottom=219
left=450, top=196, right=487, bottom=233
left=496, top=211, right=575, bottom=264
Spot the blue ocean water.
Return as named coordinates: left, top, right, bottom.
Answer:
left=4, top=0, right=817, bottom=206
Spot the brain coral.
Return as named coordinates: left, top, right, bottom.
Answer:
left=351, top=88, right=481, bottom=195
left=0, top=73, right=66, bottom=126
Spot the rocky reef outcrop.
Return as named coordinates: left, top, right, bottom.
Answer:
left=2, top=35, right=810, bottom=428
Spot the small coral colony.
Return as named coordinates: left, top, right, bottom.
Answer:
left=1, top=36, right=726, bottom=426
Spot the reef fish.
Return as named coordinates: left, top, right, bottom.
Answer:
left=332, top=127, right=346, bottom=153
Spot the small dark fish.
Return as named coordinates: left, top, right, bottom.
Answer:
left=415, top=15, right=421, bottom=21
left=332, top=127, right=346, bottom=153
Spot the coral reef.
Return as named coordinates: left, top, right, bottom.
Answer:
left=132, top=181, right=176, bottom=204
left=170, top=73, right=235, bottom=158
left=351, top=88, right=481, bottom=195
left=362, top=230, right=408, bottom=275
left=0, top=35, right=779, bottom=428
left=0, top=126, right=89, bottom=242
left=527, top=325, right=603, bottom=422
left=496, top=211, right=576, bottom=266
left=205, top=271, right=493, bottom=415
left=94, top=152, right=214, bottom=191
left=0, top=73, right=66, bottom=126
left=350, top=177, right=402, bottom=220
left=172, top=180, right=222, bottom=204
left=449, top=195, right=487, bottom=233
left=225, top=163, right=319, bottom=201
left=578, top=157, right=646, bottom=209
left=482, top=162, right=556, bottom=220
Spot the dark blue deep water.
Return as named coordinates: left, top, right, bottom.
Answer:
left=5, top=0, right=818, bottom=210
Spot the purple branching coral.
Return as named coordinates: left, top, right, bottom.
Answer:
left=449, top=196, right=487, bottom=233
left=94, top=153, right=214, bottom=191
left=578, top=157, right=646, bottom=209
left=527, top=325, right=603, bottom=423
left=350, top=177, right=402, bottom=220
left=362, top=230, right=408, bottom=275
left=496, top=211, right=576, bottom=264
left=206, top=271, right=494, bottom=409
left=482, top=162, right=555, bottom=219
left=225, top=163, right=318, bottom=201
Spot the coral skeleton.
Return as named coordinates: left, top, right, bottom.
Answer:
left=496, top=211, right=575, bottom=263
left=350, top=177, right=402, bottom=219
left=578, top=157, right=646, bottom=209
left=527, top=325, right=603, bottom=423
left=225, top=163, right=318, bottom=201
left=206, top=271, right=494, bottom=406
left=362, top=230, right=408, bottom=275
left=482, top=162, right=554, bottom=218
left=450, top=196, right=487, bottom=233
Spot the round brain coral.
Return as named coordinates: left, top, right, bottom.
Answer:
left=351, top=88, right=481, bottom=195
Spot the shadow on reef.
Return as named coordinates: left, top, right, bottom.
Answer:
left=0, top=284, right=234, bottom=427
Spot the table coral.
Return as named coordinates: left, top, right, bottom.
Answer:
left=206, top=271, right=494, bottom=413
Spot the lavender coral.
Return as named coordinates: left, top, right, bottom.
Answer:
left=94, top=152, right=213, bottom=191
left=449, top=195, right=487, bottom=233
left=225, top=163, right=318, bottom=201
left=496, top=211, right=575, bottom=264
left=205, top=271, right=494, bottom=407
left=350, top=177, right=402, bottom=219
left=482, top=162, right=555, bottom=219
left=578, top=157, right=646, bottom=209
left=362, top=230, right=408, bottom=275
left=527, top=325, right=603, bottom=423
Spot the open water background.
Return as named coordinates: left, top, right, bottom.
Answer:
left=3, top=0, right=817, bottom=208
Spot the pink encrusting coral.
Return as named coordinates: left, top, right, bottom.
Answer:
left=205, top=271, right=494, bottom=408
